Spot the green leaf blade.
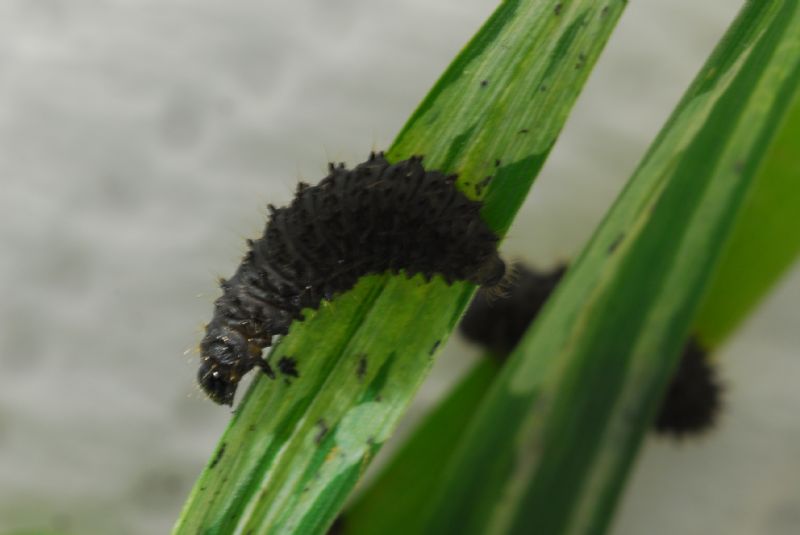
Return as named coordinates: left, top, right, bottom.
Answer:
left=421, top=2, right=800, bottom=534
left=694, top=86, right=800, bottom=347
left=341, top=358, right=502, bottom=535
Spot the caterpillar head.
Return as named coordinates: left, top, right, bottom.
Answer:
left=198, top=326, right=253, bottom=406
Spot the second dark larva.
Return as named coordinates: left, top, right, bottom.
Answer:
left=198, top=153, right=505, bottom=405
left=460, top=263, right=722, bottom=437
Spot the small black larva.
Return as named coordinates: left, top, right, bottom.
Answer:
left=653, top=338, right=722, bottom=437
left=198, top=152, right=505, bottom=405
left=460, top=263, right=566, bottom=356
left=460, top=262, right=722, bottom=437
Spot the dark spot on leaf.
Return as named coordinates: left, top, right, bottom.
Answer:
left=518, top=128, right=529, bottom=134
left=429, top=340, right=441, bottom=356
left=209, top=442, right=226, bottom=469
left=607, top=233, right=624, bottom=254
left=480, top=79, right=489, bottom=88
left=357, top=354, right=368, bottom=381
left=475, top=176, right=492, bottom=197
left=601, top=6, right=610, bottom=17
left=554, top=3, right=563, bottom=15
left=315, top=419, right=329, bottom=444
left=495, top=159, right=502, bottom=167
left=278, top=356, right=299, bottom=378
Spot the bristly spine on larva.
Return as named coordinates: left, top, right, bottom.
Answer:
left=198, top=152, right=505, bottom=405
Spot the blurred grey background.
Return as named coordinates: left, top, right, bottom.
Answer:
left=0, top=1, right=797, bottom=534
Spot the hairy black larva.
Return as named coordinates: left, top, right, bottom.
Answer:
left=460, top=263, right=566, bottom=356
left=653, top=339, right=722, bottom=437
left=460, top=262, right=722, bottom=436
left=198, top=152, right=505, bottom=405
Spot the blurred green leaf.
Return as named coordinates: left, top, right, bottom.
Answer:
left=420, top=2, right=800, bottom=534
left=694, top=86, right=800, bottom=347
left=172, top=1, right=627, bottom=534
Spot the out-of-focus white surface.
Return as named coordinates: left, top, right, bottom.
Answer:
left=0, top=1, right=796, bottom=534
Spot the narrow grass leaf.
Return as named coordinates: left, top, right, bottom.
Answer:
left=340, top=358, right=501, bottom=535
left=421, top=2, right=800, bottom=534
left=694, top=86, right=800, bottom=347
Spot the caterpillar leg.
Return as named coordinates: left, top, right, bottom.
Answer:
left=255, top=358, right=277, bottom=380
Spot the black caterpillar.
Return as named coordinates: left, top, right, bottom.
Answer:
left=652, top=338, right=721, bottom=437
left=199, top=153, right=505, bottom=405
left=460, top=263, right=722, bottom=437
left=460, top=263, right=566, bottom=355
